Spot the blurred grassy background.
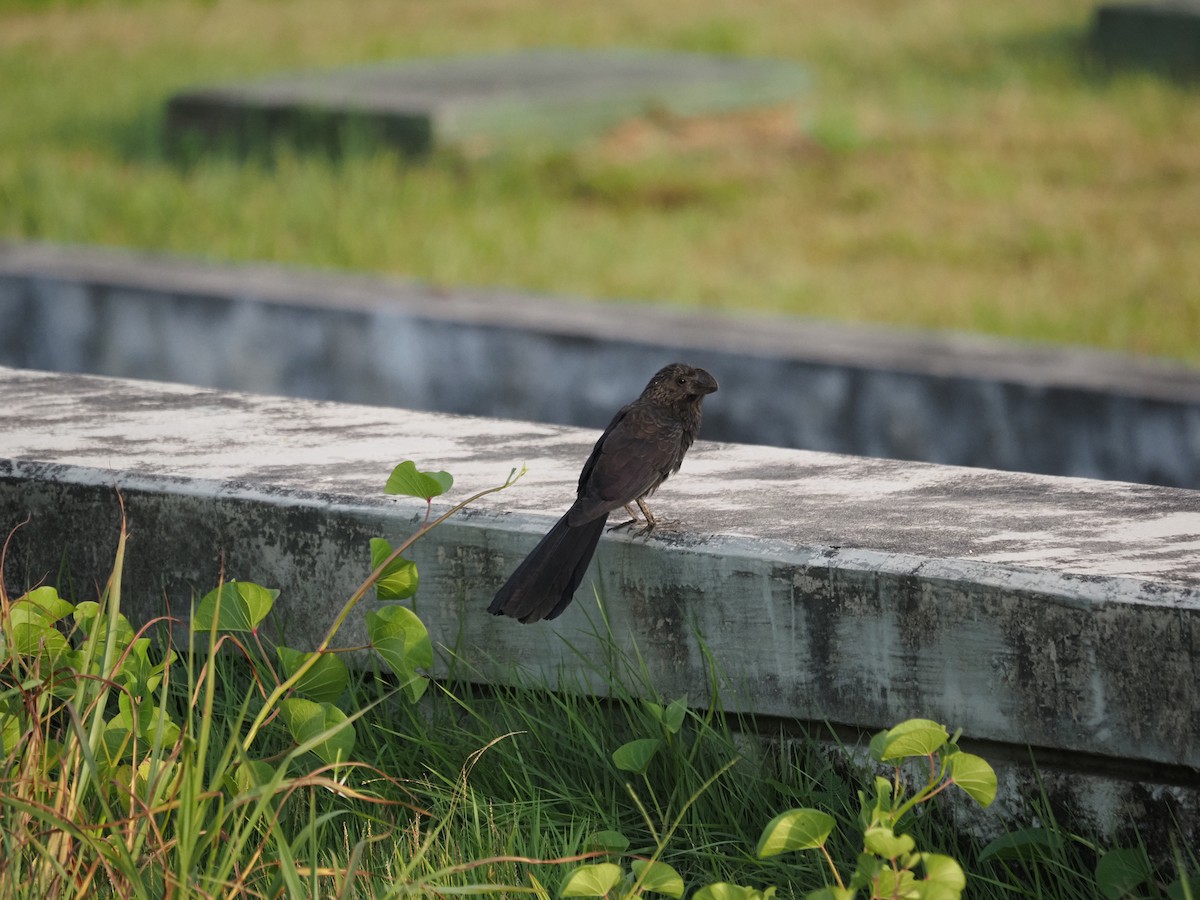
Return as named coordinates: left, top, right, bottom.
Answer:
left=1, top=0, right=1198, bottom=361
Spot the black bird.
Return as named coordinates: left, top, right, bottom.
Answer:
left=489, top=362, right=718, bottom=624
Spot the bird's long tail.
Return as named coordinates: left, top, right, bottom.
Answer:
left=488, top=512, right=609, bottom=623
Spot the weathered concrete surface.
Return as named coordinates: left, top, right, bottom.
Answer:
left=3, top=241, right=1200, bottom=490
left=2, top=365, right=1199, bottom=802
left=166, top=49, right=811, bottom=155
left=1091, top=2, right=1200, bottom=78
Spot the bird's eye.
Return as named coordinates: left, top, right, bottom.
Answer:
left=676, top=376, right=687, bottom=385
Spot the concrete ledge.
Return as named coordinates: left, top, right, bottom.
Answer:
left=165, top=49, right=811, bottom=156
left=1091, top=2, right=1200, bottom=78
left=2, top=366, right=1198, bottom=843
left=3, top=242, right=1200, bottom=489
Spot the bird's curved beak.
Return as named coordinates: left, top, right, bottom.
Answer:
left=695, top=369, right=719, bottom=395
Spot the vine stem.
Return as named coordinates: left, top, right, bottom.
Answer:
left=240, top=466, right=526, bottom=754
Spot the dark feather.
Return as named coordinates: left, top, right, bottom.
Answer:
left=488, top=363, right=718, bottom=624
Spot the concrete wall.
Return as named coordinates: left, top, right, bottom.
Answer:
left=2, top=366, right=1198, bottom=848
left=3, top=242, right=1200, bottom=489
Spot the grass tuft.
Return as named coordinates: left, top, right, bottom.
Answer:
left=2, top=525, right=1194, bottom=898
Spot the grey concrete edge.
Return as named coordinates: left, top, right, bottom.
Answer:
left=3, top=240, right=1199, bottom=402
left=7, top=458, right=1189, bottom=616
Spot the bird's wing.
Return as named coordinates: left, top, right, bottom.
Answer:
left=568, top=404, right=681, bottom=525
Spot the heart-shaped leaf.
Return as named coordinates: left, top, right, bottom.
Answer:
left=1096, top=848, right=1152, bottom=900
left=279, top=698, right=356, bottom=767
left=756, top=808, right=835, bottom=858
left=919, top=853, right=967, bottom=900
left=863, top=825, right=916, bottom=860
left=278, top=647, right=350, bottom=704
left=385, top=461, right=453, bottom=500
left=23, top=586, right=74, bottom=621
left=195, top=582, right=277, bottom=633
left=560, top=863, right=622, bottom=897
left=631, top=860, right=685, bottom=897
left=585, top=830, right=630, bottom=853
left=367, top=605, right=433, bottom=703
left=946, top=751, right=997, bottom=807
left=693, top=883, right=770, bottom=900
left=978, top=826, right=1063, bottom=863
left=369, top=538, right=419, bottom=600
left=874, top=719, right=948, bottom=761
left=612, top=738, right=662, bottom=774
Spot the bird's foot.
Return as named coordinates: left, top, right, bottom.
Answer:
left=609, top=518, right=661, bottom=538
left=646, top=518, right=683, bottom=533
left=631, top=521, right=658, bottom=538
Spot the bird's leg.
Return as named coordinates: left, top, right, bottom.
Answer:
left=608, top=503, right=641, bottom=532
left=631, top=498, right=658, bottom=536
left=609, top=499, right=659, bottom=535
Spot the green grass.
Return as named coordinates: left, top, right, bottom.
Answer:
left=2, top=0, right=1199, bottom=361
left=2, top=566, right=1192, bottom=898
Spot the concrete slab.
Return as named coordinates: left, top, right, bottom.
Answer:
left=165, top=49, right=811, bottom=155
left=1091, top=2, right=1200, bottom=78
left=2, top=366, right=1199, bottom=844
left=3, top=242, right=1200, bottom=489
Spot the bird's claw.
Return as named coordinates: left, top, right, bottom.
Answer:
left=608, top=518, right=658, bottom=538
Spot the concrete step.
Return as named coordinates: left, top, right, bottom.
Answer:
left=1, top=365, right=1198, bottom=846
left=1091, top=2, right=1200, bottom=78
left=165, top=49, right=811, bottom=156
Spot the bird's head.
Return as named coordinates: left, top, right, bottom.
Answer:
left=647, top=363, right=719, bottom=400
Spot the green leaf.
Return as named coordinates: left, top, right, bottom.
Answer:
left=117, top=638, right=152, bottom=692
left=279, top=698, right=356, bottom=767
left=1167, top=876, right=1200, bottom=900
left=560, top=862, right=622, bottom=897
left=919, top=853, right=966, bottom=900
left=1096, top=848, right=1152, bottom=900
left=101, top=723, right=134, bottom=772
left=12, top=621, right=73, bottom=662
left=23, top=586, right=74, bottom=621
left=806, top=889, right=855, bottom=900
left=863, top=825, right=916, bottom=859
left=0, top=713, right=20, bottom=756
left=72, top=600, right=136, bottom=647
left=10, top=600, right=59, bottom=630
left=133, top=757, right=180, bottom=808
left=226, top=759, right=276, bottom=796
left=195, top=581, right=277, bottom=632
left=277, top=647, right=350, bottom=703
left=851, top=852, right=883, bottom=890
left=116, top=637, right=174, bottom=696
left=756, top=808, right=835, bottom=858
left=946, top=751, right=996, bottom=807
left=385, top=460, right=453, bottom=500
left=694, top=884, right=768, bottom=900
left=875, top=868, right=917, bottom=900
left=978, top=827, right=1063, bottom=863
left=117, top=691, right=182, bottom=750
left=868, top=728, right=891, bottom=764
left=631, top=860, right=685, bottom=897
left=662, top=697, right=688, bottom=734
left=859, top=776, right=895, bottom=830
left=877, top=719, right=949, bottom=761
left=367, top=605, right=433, bottom=703
left=612, top=738, right=662, bottom=774
left=369, top=538, right=419, bottom=600
left=585, top=830, right=630, bottom=853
